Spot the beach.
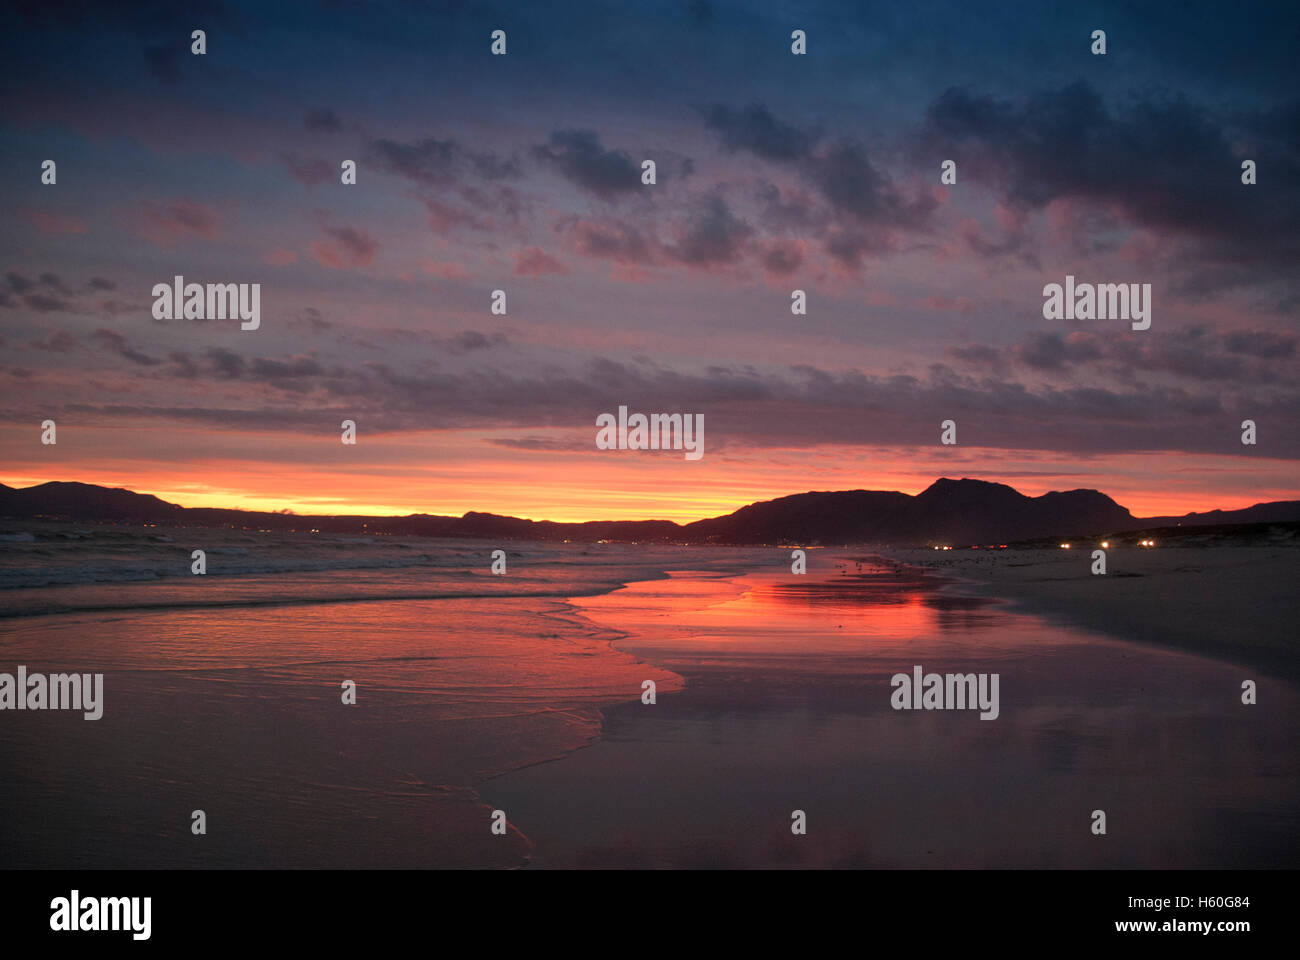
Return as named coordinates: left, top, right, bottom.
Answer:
left=484, top=548, right=1300, bottom=868
left=1, top=529, right=1297, bottom=868
left=881, top=542, right=1300, bottom=683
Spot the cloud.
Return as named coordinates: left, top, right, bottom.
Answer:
left=514, top=246, right=570, bottom=277
left=666, top=193, right=752, bottom=267
left=91, top=328, right=161, bottom=366
left=304, top=107, right=341, bottom=132
left=1224, top=330, right=1295, bottom=359
left=705, top=104, right=818, bottom=162
left=282, top=154, right=335, bottom=187
left=920, top=81, right=1300, bottom=295
left=41, top=354, right=1300, bottom=459
left=23, top=210, right=88, bottom=235
left=533, top=129, right=642, bottom=199
left=704, top=103, right=937, bottom=267
left=562, top=216, right=656, bottom=265
left=286, top=306, right=331, bottom=332
left=1014, top=332, right=1103, bottom=370
left=263, top=247, right=298, bottom=266
left=310, top=225, right=377, bottom=269
left=951, top=327, right=1295, bottom=386
left=370, top=137, right=519, bottom=187
left=29, top=330, right=77, bottom=352
left=761, top=238, right=803, bottom=275
left=138, top=199, right=220, bottom=245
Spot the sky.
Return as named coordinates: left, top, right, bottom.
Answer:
left=1, top=0, right=1297, bottom=521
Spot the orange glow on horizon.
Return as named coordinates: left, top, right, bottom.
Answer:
left=2, top=424, right=1294, bottom=523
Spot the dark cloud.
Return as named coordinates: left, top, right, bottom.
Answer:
left=761, top=239, right=802, bottom=274
left=91, top=328, right=160, bottom=366
left=287, top=306, right=332, bottom=332
left=204, top=347, right=245, bottom=379
left=948, top=344, right=1006, bottom=371
left=754, top=182, right=826, bottom=233
left=311, top=225, right=378, bottom=268
left=1225, top=330, right=1295, bottom=359
left=5, top=272, right=34, bottom=294
left=29, top=330, right=76, bottom=352
left=706, top=104, right=818, bottom=162
left=562, top=217, right=655, bottom=265
left=44, top=355, right=1300, bottom=459
left=304, top=107, right=341, bottom=132
left=533, top=130, right=642, bottom=199
left=370, top=137, right=519, bottom=187
left=953, top=328, right=1294, bottom=387
left=21, top=293, right=74, bottom=314
left=705, top=104, right=937, bottom=266
left=667, top=193, right=752, bottom=266
left=250, top=355, right=323, bottom=379
left=921, top=81, right=1300, bottom=294
left=444, top=331, right=507, bottom=354
left=1015, top=333, right=1103, bottom=370
left=38, top=272, right=71, bottom=295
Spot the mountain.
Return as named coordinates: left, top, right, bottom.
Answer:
left=681, top=479, right=1137, bottom=544
left=1, top=478, right=1298, bottom=546
left=0, top=481, right=182, bottom=521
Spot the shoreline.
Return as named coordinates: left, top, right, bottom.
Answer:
left=870, top=544, right=1300, bottom=685
left=484, top=553, right=1300, bottom=868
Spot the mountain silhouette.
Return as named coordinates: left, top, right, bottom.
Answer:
left=2, top=477, right=1297, bottom=545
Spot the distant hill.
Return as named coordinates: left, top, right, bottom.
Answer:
left=1, top=477, right=1298, bottom=546
left=681, top=479, right=1139, bottom=544
left=0, top=481, right=182, bottom=521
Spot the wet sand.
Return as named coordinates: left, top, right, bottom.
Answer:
left=485, top=556, right=1300, bottom=868
left=0, top=594, right=681, bottom=868
left=882, top=544, right=1300, bottom=682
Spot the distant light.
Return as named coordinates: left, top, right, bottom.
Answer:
left=1059, top=543, right=1071, bottom=549
left=1100, top=541, right=1109, bottom=548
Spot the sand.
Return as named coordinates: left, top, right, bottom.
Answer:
left=877, top=543, right=1300, bottom=683
left=482, top=558, right=1300, bottom=867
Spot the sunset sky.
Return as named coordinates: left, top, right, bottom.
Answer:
left=2, top=1, right=1297, bottom=522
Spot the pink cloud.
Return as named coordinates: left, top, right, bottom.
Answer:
left=919, top=295, right=973, bottom=313
left=138, top=199, right=220, bottom=246
left=513, top=246, right=570, bottom=277
left=310, top=225, right=377, bottom=269
left=24, top=210, right=88, bottom=235
left=609, top=263, right=651, bottom=284
left=422, top=260, right=468, bottom=280
left=263, top=247, right=298, bottom=266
